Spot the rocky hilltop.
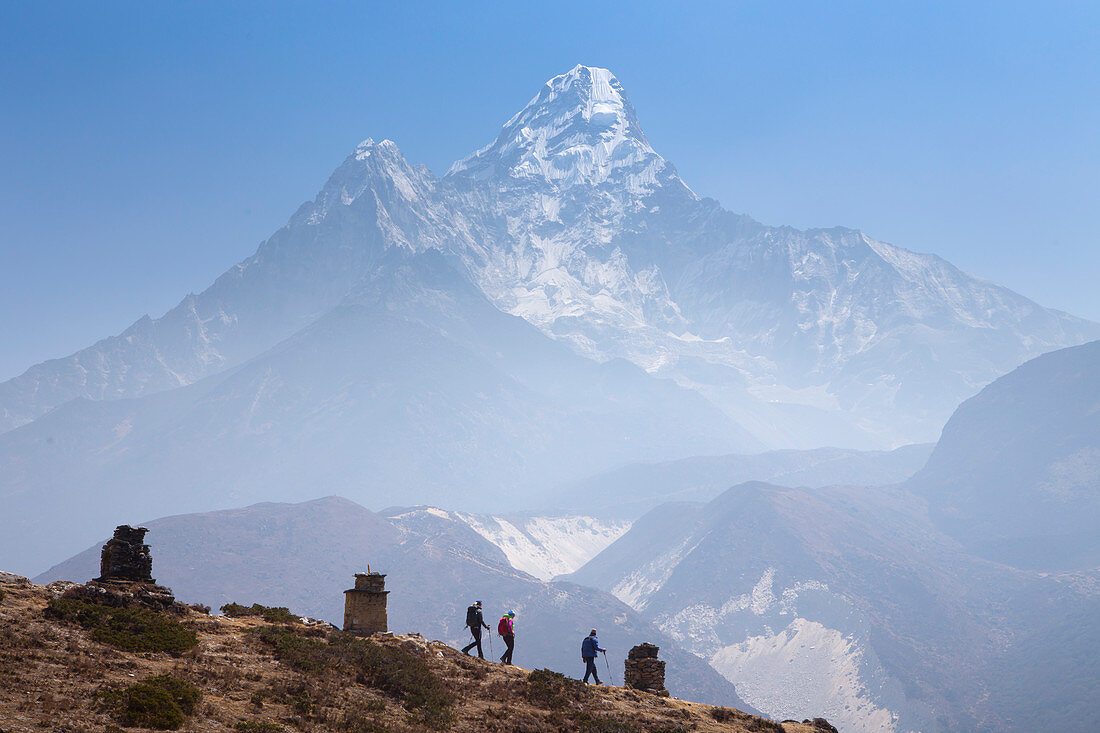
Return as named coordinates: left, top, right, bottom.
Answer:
left=0, top=574, right=831, bottom=733
left=35, top=498, right=751, bottom=711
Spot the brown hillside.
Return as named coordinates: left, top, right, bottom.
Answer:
left=0, top=576, right=830, bottom=733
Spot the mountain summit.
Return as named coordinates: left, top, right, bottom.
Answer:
left=1, top=65, right=1096, bottom=448
left=1, top=66, right=1099, bottom=572
left=448, top=65, right=663, bottom=191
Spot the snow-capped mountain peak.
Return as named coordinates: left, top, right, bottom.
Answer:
left=447, top=65, right=662, bottom=190
left=295, top=135, right=438, bottom=229
left=353, top=137, right=401, bottom=160
left=1, top=64, right=1097, bottom=454
left=522, top=64, right=647, bottom=141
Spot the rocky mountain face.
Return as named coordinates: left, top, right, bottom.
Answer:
left=0, top=250, right=751, bottom=574
left=1, top=66, right=1096, bottom=449
left=567, top=480, right=1100, bottom=733
left=33, top=496, right=752, bottom=711
left=567, top=341, right=1100, bottom=733
left=906, top=339, right=1100, bottom=569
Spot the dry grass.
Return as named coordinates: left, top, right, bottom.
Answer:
left=0, top=579, right=823, bottom=733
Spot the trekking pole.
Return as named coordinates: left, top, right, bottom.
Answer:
left=602, top=650, right=615, bottom=685
left=488, top=629, right=494, bottom=658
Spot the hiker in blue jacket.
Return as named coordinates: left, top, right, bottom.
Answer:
left=581, top=629, right=606, bottom=684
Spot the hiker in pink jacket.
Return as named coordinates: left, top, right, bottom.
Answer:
left=497, top=610, right=516, bottom=664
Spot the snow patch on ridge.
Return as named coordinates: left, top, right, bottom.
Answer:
left=611, top=536, right=703, bottom=610
left=453, top=512, right=631, bottom=581
left=652, top=568, right=831, bottom=654
left=710, top=618, right=899, bottom=733
left=647, top=566, right=902, bottom=732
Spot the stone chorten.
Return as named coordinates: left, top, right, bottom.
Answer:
left=69, top=524, right=177, bottom=610
left=343, top=570, right=388, bottom=635
left=624, top=642, right=668, bottom=696
left=97, top=525, right=154, bottom=583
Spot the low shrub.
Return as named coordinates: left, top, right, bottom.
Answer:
left=751, top=722, right=787, bottom=733
left=339, top=712, right=392, bottom=733
left=221, top=602, right=299, bottom=624
left=257, top=627, right=453, bottom=727
left=234, top=722, right=286, bottom=732
left=572, top=712, right=640, bottom=732
left=257, top=626, right=330, bottom=673
left=146, top=674, right=201, bottom=715
left=46, top=598, right=197, bottom=653
left=220, top=602, right=257, bottom=618
left=709, top=707, right=785, bottom=732
left=525, top=668, right=589, bottom=708
left=118, top=675, right=201, bottom=730
left=257, top=605, right=298, bottom=624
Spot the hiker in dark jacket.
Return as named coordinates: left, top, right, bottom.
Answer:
left=581, top=629, right=606, bottom=684
left=462, top=600, right=491, bottom=658
left=498, top=610, right=516, bottom=665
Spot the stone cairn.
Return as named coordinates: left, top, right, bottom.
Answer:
left=624, top=642, right=668, bottom=696
left=97, top=525, right=155, bottom=582
left=62, top=525, right=179, bottom=610
left=343, top=569, right=389, bottom=635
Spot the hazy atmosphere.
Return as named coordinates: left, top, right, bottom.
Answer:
left=2, top=3, right=1098, bottom=733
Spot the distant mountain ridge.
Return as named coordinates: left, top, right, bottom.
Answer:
left=566, top=340, right=1100, bottom=732
left=34, top=496, right=752, bottom=711
left=2, top=64, right=1096, bottom=449
left=566, top=476, right=1100, bottom=733
left=31, top=340, right=1100, bottom=733
left=906, top=338, right=1100, bottom=569
left=0, top=250, right=750, bottom=573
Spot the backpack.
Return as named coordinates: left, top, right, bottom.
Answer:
left=497, top=617, right=511, bottom=636
left=465, top=605, right=479, bottom=628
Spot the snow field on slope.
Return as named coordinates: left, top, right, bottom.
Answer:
left=710, top=618, right=899, bottom=733
left=455, top=512, right=631, bottom=581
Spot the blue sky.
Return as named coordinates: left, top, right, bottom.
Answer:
left=2, top=1, right=1098, bottom=381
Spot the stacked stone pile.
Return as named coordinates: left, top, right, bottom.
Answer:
left=69, top=525, right=182, bottom=611
left=97, top=525, right=154, bottom=582
left=624, top=642, right=668, bottom=696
